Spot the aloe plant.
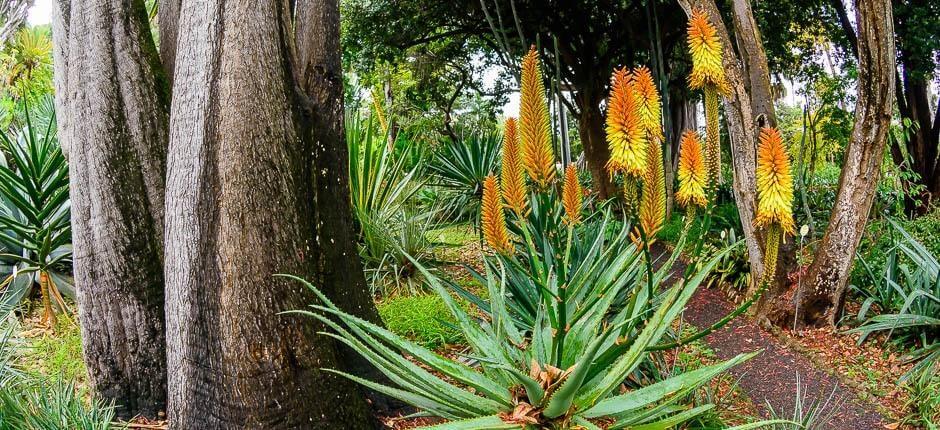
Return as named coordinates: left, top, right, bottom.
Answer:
left=429, top=132, right=502, bottom=222
left=0, top=104, right=72, bottom=326
left=849, top=219, right=940, bottom=380
left=286, top=244, right=784, bottom=429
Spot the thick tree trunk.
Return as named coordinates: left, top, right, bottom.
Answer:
left=677, top=0, right=765, bottom=284
left=52, top=0, right=169, bottom=417
left=163, top=1, right=373, bottom=427
left=799, top=0, right=896, bottom=326
left=294, top=0, right=397, bottom=413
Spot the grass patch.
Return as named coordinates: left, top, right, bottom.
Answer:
left=378, top=294, right=464, bottom=349
left=19, top=317, right=86, bottom=384
left=427, top=223, right=476, bottom=247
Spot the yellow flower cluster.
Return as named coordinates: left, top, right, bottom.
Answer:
left=519, top=47, right=556, bottom=188
left=562, top=164, right=583, bottom=226
left=501, top=118, right=528, bottom=215
left=676, top=131, right=708, bottom=209
left=636, top=137, right=666, bottom=243
left=482, top=175, right=514, bottom=255
left=632, top=66, right=664, bottom=143
left=754, top=127, right=795, bottom=235
left=686, top=9, right=729, bottom=94
left=605, top=67, right=648, bottom=178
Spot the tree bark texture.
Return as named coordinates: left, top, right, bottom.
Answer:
left=576, top=90, right=614, bottom=199
left=163, top=1, right=373, bottom=427
left=52, top=0, right=169, bottom=417
left=799, top=0, right=896, bottom=326
left=677, top=0, right=765, bottom=283
left=157, top=0, right=180, bottom=83
left=294, top=0, right=398, bottom=412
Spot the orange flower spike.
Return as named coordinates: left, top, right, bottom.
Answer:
left=637, top=139, right=666, bottom=242
left=686, top=9, right=729, bottom=94
left=481, top=176, right=514, bottom=255
left=501, top=118, right=528, bottom=215
left=605, top=67, right=648, bottom=177
left=562, top=164, right=583, bottom=226
left=519, top=47, right=556, bottom=188
left=754, top=127, right=795, bottom=235
left=632, top=66, right=664, bottom=142
left=675, top=131, right=709, bottom=208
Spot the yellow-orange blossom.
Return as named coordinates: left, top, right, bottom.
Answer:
left=605, top=68, right=647, bottom=178
left=519, top=47, right=556, bottom=188
left=501, top=118, right=528, bottom=215
left=562, top=165, right=582, bottom=226
left=754, top=127, right=795, bottom=236
left=482, top=176, right=514, bottom=255
left=676, top=131, right=708, bottom=209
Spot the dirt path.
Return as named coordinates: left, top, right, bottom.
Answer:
left=683, top=287, right=889, bottom=429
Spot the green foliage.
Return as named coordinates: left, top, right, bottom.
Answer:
left=377, top=294, right=464, bottom=349
left=0, top=102, right=73, bottom=316
left=20, top=318, right=85, bottom=384
left=429, top=132, right=502, bottom=222
left=0, top=26, right=54, bottom=127
left=904, top=371, right=940, bottom=428
left=0, top=310, right=116, bottom=430
left=849, top=220, right=940, bottom=380
left=287, top=245, right=781, bottom=429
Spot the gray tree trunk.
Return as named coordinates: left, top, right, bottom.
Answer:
left=799, top=0, right=896, bottom=326
left=164, top=1, right=374, bottom=427
left=157, top=0, right=180, bottom=82
left=52, top=0, right=169, bottom=417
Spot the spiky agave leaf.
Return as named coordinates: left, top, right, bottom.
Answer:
left=686, top=9, right=729, bottom=94
left=635, top=138, right=666, bottom=245
left=605, top=68, right=647, bottom=178
left=561, top=165, right=583, bottom=227
left=675, top=131, right=708, bottom=209
left=519, top=47, right=556, bottom=188
left=500, top=118, right=528, bottom=216
left=754, top=127, right=795, bottom=236
left=482, top=175, right=515, bottom=255
left=632, top=66, right=663, bottom=143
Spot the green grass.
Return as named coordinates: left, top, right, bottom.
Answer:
left=20, top=318, right=86, bottom=384
left=377, top=294, right=465, bottom=349
left=427, top=223, right=477, bottom=247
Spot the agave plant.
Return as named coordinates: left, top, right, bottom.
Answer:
left=0, top=105, right=72, bottom=326
left=428, top=131, right=502, bottom=222
left=287, top=244, right=782, bottom=429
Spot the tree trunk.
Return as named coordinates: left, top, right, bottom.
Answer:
left=163, top=1, right=373, bottom=427
left=798, top=0, right=896, bottom=326
left=576, top=88, right=614, bottom=199
left=157, top=0, right=180, bottom=82
left=294, top=0, right=397, bottom=413
left=52, top=0, right=169, bottom=417
left=677, top=0, right=765, bottom=285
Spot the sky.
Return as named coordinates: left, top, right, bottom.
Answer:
left=28, top=0, right=52, bottom=26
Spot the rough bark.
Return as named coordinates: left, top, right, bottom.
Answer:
left=294, top=0, right=397, bottom=413
left=164, top=0, right=373, bottom=427
left=52, top=0, right=169, bottom=417
left=799, top=0, right=896, bottom=326
left=157, top=0, right=180, bottom=83
left=677, top=0, right=765, bottom=283
left=729, top=0, right=776, bottom=129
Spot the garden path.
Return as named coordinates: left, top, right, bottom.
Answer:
left=682, top=286, right=891, bottom=429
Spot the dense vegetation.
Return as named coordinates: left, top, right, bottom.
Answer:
left=0, top=0, right=937, bottom=429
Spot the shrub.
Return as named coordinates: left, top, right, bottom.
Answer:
left=428, top=132, right=502, bottom=223
left=849, top=220, right=939, bottom=379
left=377, top=294, right=464, bottom=349
left=0, top=101, right=73, bottom=326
